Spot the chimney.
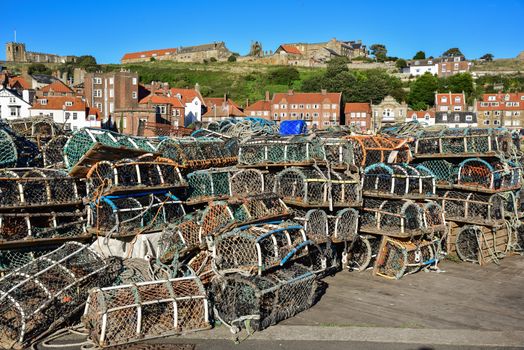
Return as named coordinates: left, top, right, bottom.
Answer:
left=246, top=98, right=249, bottom=107
left=321, top=89, right=327, bottom=95
left=265, top=91, right=270, bottom=101
left=22, top=89, right=30, bottom=102
left=195, top=82, right=200, bottom=92
left=288, top=89, right=293, bottom=96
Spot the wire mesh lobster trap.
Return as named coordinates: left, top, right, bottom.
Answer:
left=212, top=263, right=323, bottom=333
left=0, top=245, right=59, bottom=276
left=373, top=237, right=436, bottom=279
left=0, top=168, right=83, bottom=208
left=293, top=209, right=329, bottom=245
left=212, top=221, right=328, bottom=275
left=417, top=159, right=457, bottom=186
left=329, top=208, right=359, bottom=243
left=0, top=124, right=41, bottom=168
left=441, top=190, right=505, bottom=226
left=86, top=156, right=186, bottom=197
left=318, top=137, right=357, bottom=170
left=196, top=117, right=279, bottom=140
left=344, top=135, right=412, bottom=168
left=63, top=128, right=159, bottom=176
left=362, top=163, right=436, bottom=199
left=414, top=128, right=516, bottom=158
left=344, top=234, right=381, bottom=272
left=359, top=199, right=426, bottom=237
left=0, top=210, right=87, bottom=244
left=186, top=167, right=237, bottom=204
left=89, top=192, right=185, bottom=237
left=157, top=195, right=291, bottom=265
left=230, top=168, right=272, bottom=198
left=0, top=242, right=118, bottom=349
left=83, top=276, right=210, bottom=348
left=237, top=135, right=326, bottom=167
left=42, top=135, right=69, bottom=168
left=157, top=137, right=237, bottom=169
left=6, top=117, right=64, bottom=144
left=273, top=167, right=362, bottom=208
left=455, top=225, right=511, bottom=265
left=186, top=250, right=214, bottom=286
left=455, top=158, right=521, bottom=192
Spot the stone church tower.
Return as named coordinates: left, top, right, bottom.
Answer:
left=6, top=42, right=27, bottom=62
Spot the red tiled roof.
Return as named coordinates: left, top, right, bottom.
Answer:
left=203, top=98, right=246, bottom=118
left=477, top=93, right=524, bottom=111
left=272, top=91, right=342, bottom=104
left=31, top=96, right=85, bottom=111
left=86, top=107, right=101, bottom=120
left=245, top=100, right=271, bottom=112
left=406, top=109, right=435, bottom=119
left=204, top=97, right=241, bottom=109
left=41, top=80, right=73, bottom=94
left=139, top=94, right=184, bottom=108
left=279, top=45, right=302, bottom=55
left=344, top=102, right=371, bottom=114
left=8, top=76, right=31, bottom=89
left=169, top=88, right=204, bottom=105
left=122, top=48, right=178, bottom=61
left=435, top=92, right=465, bottom=106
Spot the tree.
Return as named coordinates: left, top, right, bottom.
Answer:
left=267, top=67, right=300, bottom=86
left=325, top=56, right=349, bottom=78
left=76, top=55, right=97, bottom=67
left=442, top=47, right=464, bottom=57
left=480, top=53, right=494, bottom=62
left=227, top=55, right=237, bottom=62
left=413, top=51, right=426, bottom=60
left=370, top=44, right=387, bottom=62
left=439, top=73, right=474, bottom=96
left=396, top=59, right=408, bottom=70
left=408, top=72, right=439, bottom=109
left=28, top=63, right=52, bottom=75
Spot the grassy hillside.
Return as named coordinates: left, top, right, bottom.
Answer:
left=472, top=58, right=524, bottom=72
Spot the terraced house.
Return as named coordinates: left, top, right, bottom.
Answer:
left=271, top=90, right=342, bottom=129
left=476, top=93, right=524, bottom=129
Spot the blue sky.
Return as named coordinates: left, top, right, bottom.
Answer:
left=2, top=0, right=523, bottom=64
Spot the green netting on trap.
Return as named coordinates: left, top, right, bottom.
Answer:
left=42, top=135, right=69, bottom=168
left=63, top=128, right=158, bottom=170
left=0, top=245, right=59, bottom=275
left=440, top=190, right=505, bottom=226
left=374, top=238, right=435, bottom=279
left=212, top=263, right=323, bottom=333
left=0, top=122, right=41, bottom=168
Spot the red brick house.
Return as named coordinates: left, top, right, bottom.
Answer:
left=344, top=102, right=372, bottom=131
left=245, top=91, right=272, bottom=119
left=271, top=90, right=342, bottom=129
left=435, top=92, right=466, bottom=112
left=476, top=93, right=524, bottom=128
left=202, top=97, right=246, bottom=123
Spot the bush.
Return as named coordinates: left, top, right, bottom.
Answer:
left=267, top=67, right=300, bottom=86
left=210, top=57, right=217, bottom=62
left=28, top=63, right=52, bottom=75
left=228, top=55, right=237, bottom=62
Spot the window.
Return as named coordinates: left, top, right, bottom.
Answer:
left=350, top=112, right=356, bottom=118
left=454, top=114, right=460, bottom=122
left=313, top=104, right=319, bottom=109
left=306, top=104, right=311, bottom=109
left=505, top=120, right=512, bottom=126
left=291, top=112, right=297, bottom=117
left=9, top=97, right=16, bottom=103
left=323, top=112, right=329, bottom=118
left=513, top=120, right=521, bottom=126
left=465, top=115, right=472, bottom=121
left=493, top=120, right=500, bottom=125
left=488, top=96, right=496, bottom=101
left=441, top=97, right=448, bottom=103
left=323, top=104, right=330, bottom=109
left=313, top=113, right=319, bottom=118
left=263, top=111, right=268, bottom=116
left=110, top=102, right=114, bottom=113
left=412, top=115, right=417, bottom=121
left=273, top=113, right=278, bottom=118
left=132, top=91, right=137, bottom=99
left=494, top=111, right=501, bottom=116
left=73, top=112, right=78, bottom=120
left=442, top=114, right=448, bottom=121
left=95, top=103, right=103, bottom=111
left=39, top=99, right=47, bottom=105
left=299, top=104, right=304, bottom=109
left=250, top=111, right=256, bottom=116
left=132, top=78, right=137, bottom=85
left=65, top=112, right=71, bottom=119
left=65, top=101, right=73, bottom=106
left=281, top=104, right=287, bottom=109
left=10, top=107, right=18, bottom=117
left=109, top=78, right=114, bottom=85
left=94, top=77, right=102, bottom=84
left=453, top=106, right=462, bottom=111
left=425, top=115, right=430, bottom=120
left=50, top=113, right=53, bottom=117
left=484, top=111, right=491, bottom=116
left=94, top=89, right=102, bottom=98
left=305, top=113, right=310, bottom=119
left=291, top=104, right=297, bottom=109
left=506, top=111, right=512, bottom=117
left=64, top=123, right=71, bottom=130
left=484, top=120, right=490, bottom=125
left=109, top=89, right=114, bottom=98
left=157, top=105, right=166, bottom=114
left=280, top=112, right=286, bottom=117
left=323, top=121, right=330, bottom=126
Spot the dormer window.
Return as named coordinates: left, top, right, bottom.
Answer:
left=39, top=99, right=47, bottom=105
left=441, top=97, right=448, bottom=103
left=65, top=101, right=73, bottom=106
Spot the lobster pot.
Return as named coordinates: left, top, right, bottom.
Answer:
left=186, top=167, right=235, bottom=204
left=0, top=168, right=82, bottom=208
left=83, top=277, right=210, bottom=348
left=515, top=189, right=524, bottom=217
left=0, top=242, right=117, bottom=349
left=0, top=124, right=41, bottom=169
left=330, top=208, right=359, bottom=243
left=512, top=222, right=524, bottom=253
left=457, top=158, right=521, bottom=192
left=455, top=225, right=511, bottom=265
left=238, top=135, right=325, bottom=167
left=345, top=135, right=412, bottom=168
left=294, top=209, right=329, bottom=244
left=345, top=234, right=382, bottom=272
left=236, top=194, right=290, bottom=223
left=196, top=117, right=278, bottom=140
left=187, top=250, right=214, bottom=285
left=86, top=156, right=186, bottom=196
left=274, top=167, right=361, bottom=207
left=42, top=135, right=69, bottom=168
left=441, top=191, right=505, bottom=226
left=6, top=117, right=62, bottom=142
left=63, top=128, right=158, bottom=172
left=212, top=264, right=321, bottom=332
left=319, top=138, right=356, bottom=169
left=362, top=163, right=436, bottom=198
left=90, top=193, right=185, bottom=237
left=0, top=211, right=86, bottom=242
left=157, top=137, right=236, bottom=168
left=374, top=238, right=435, bottom=279
left=420, top=201, right=446, bottom=240
left=360, top=199, right=425, bottom=237
left=230, top=168, right=268, bottom=197
left=418, top=159, right=457, bottom=186
left=0, top=245, right=59, bottom=275
left=414, top=128, right=515, bottom=158
left=213, top=222, right=316, bottom=275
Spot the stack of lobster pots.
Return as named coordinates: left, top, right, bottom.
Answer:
left=412, top=128, right=524, bottom=265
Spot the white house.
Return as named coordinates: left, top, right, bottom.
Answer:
left=408, top=59, right=438, bottom=76
left=169, top=88, right=205, bottom=126
left=405, top=110, right=436, bottom=126
left=30, top=96, right=100, bottom=131
left=0, top=87, right=32, bottom=120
